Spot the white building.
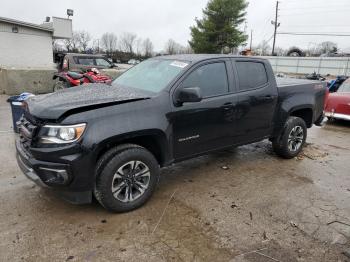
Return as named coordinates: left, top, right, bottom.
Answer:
left=0, top=16, right=72, bottom=68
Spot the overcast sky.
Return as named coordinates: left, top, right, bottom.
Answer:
left=1, top=0, right=350, bottom=52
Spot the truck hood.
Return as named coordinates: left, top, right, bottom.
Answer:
left=26, top=83, right=151, bottom=120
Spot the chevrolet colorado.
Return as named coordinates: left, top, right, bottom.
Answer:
left=16, top=55, right=326, bottom=212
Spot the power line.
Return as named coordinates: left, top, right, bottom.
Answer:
left=279, top=9, right=350, bottom=16
left=280, top=25, right=350, bottom=28
left=278, top=32, right=350, bottom=37
left=281, top=0, right=349, bottom=3
left=282, top=6, right=350, bottom=11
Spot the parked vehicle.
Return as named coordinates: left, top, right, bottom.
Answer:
left=56, top=53, right=118, bottom=72
left=325, top=78, right=350, bottom=121
left=128, top=59, right=140, bottom=65
left=52, top=68, right=112, bottom=91
left=16, top=55, right=326, bottom=212
left=327, top=75, right=348, bottom=93
left=305, top=71, right=326, bottom=81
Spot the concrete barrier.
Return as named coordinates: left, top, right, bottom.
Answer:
left=0, top=67, right=126, bottom=95
left=0, top=68, right=56, bottom=95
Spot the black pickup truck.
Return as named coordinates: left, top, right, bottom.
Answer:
left=16, top=55, right=326, bottom=212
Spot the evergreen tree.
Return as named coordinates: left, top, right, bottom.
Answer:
left=189, top=0, right=248, bottom=54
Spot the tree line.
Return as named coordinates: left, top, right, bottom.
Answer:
left=253, top=40, right=340, bottom=57
left=54, top=30, right=193, bottom=62
left=53, top=0, right=248, bottom=61
left=53, top=0, right=339, bottom=60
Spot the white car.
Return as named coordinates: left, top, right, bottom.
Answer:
left=128, top=59, right=140, bottom=65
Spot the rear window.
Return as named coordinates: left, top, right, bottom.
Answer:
left=236, top=62, right=268, bottom=91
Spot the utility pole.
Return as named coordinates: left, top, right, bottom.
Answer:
left=271, top=1, right=280, bottom=56
left=250, top=30, right=253, bottom=50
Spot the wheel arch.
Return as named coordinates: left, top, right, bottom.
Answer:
left=94, top=129, right=171, bottom=168
left=289, top=106, right=314, bottom=128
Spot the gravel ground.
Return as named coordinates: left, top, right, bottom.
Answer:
left=0, top=95, right=349, bottom=262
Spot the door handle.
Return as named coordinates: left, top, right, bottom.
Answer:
left=221, top=102, right=234, bottom=111
left=262, top=95, right=274, bottom=102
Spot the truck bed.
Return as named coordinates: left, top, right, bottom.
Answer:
left=276, top=78, right=321, bottom=88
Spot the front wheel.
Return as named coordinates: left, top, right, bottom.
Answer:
left=272, top=117, right=307, bottom=159
left=94, top=144, right=160, bottom=213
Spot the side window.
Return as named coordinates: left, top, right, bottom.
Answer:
left=95, top=58, right=111, bottom=67
left=182, top=62, right=229, bottom=98
left=236, top=62, right=268, bottom=91
left=77, top=57, right=94, bottom=65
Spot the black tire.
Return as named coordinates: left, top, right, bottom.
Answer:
left=94, top=144, right=160, bottom=213
left=272, top=117, right=307, bottom=159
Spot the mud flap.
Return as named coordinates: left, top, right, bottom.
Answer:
left=314, top=114, right=325, bottom=126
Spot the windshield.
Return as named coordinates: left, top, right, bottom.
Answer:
left=113, top=59, right=189, bottom=93
left=338, top=79, right=350, bottom=93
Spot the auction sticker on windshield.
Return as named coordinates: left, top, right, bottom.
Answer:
left=170, top=61, right=189, bottom=69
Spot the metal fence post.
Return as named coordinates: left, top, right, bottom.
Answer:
left=317, top=57, right=322, bottom=74
left=345, top=57, right=350, bottom=76
left=296, top=57, right=300, bottom=74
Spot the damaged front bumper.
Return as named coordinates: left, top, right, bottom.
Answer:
left=15, top=139, right=92, bottom=204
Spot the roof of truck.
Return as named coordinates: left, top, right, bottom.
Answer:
left=155, top=54, right=267, bottom=63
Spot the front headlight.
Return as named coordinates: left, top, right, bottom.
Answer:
left=38, top=123, right=86, bottom=144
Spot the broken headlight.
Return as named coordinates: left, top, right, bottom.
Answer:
left=38, top=124, right=86, bottom=144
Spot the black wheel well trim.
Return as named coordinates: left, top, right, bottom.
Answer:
left=288, top=106, right=314, bottom=128
left=94, top=130, right=170, bottom=168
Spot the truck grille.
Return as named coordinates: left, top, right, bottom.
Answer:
left=17, top=115, right=38, bottom=156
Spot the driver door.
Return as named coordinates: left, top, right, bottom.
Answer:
left=168, top=59, right=238, bottom=160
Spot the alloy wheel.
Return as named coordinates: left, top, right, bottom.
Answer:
left=288, top=126, right=304, bottom=152
left=111, top=161, right=150, bottom=203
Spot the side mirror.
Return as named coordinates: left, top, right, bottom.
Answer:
left=176, top=87, right=202, bottom=106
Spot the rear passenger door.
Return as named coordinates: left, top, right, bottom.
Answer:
left=231, top=60, right=278, bottom=142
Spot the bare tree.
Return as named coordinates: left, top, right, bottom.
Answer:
left=274, top=47, right=285, bottom=56
left=77, top=30, right=92, bottom=52
left=182, top=45, right=193, bottom=54
left=317, top=41, right=338, bottom=54
left=165, top=39, right=177, bottom=55
left=165, top=39, right=186, bottom=55
left=101, top=32, right=118, bottom=55
left=255, top=40, right=271, bottom=56
left=52, top=40, right=65, bottom=52
left=120, top=32, right=137, bottom=54
left=135, top=38, right=143, bottom=56
left=142, top=38, right=154, bottom=57
left=64, top=31, right=80, bottom=52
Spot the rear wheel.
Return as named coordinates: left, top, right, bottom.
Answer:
left=94, top=144, right=160, bottom=213
left=272, top=117, right=307, bottom=159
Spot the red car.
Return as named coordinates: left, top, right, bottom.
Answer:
left=325, top=78, right=350, bottom=121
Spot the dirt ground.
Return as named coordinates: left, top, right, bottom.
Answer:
left=0, top=95, right=349, bottom=262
